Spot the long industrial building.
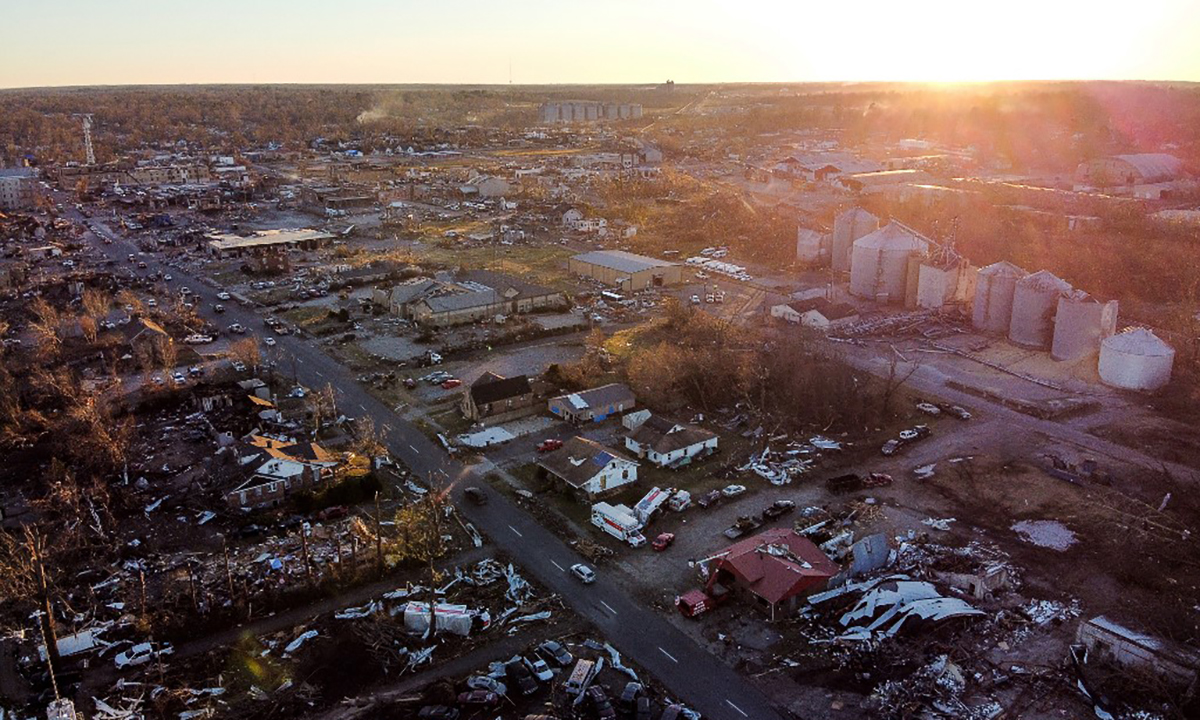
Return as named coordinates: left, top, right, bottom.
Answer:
left=539, top=101, right=643, bottom=124
left=206, top=228, right=335, bottom=258
left=568, top=250, right=683, bottom=292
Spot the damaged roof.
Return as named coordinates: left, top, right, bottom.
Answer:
left=712, top=528, right=839, bottom=606
left=536, top=436, right=636, bottom=489
left=469, top=372, right=532, bottom=406
left=627, top=416, right=717, bottom=455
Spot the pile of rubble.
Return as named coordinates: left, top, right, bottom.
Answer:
left=737, top=435, right=844, bottom=485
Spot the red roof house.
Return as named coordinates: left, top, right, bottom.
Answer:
left=706, top=527, right=840, bottom=621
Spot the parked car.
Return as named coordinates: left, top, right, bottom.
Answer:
left=943, top=404, right=972, bottom=420
left=523, top=655, right=554, bottom=682
left=915, top=401, right=941, bottom=416
left=464, top=487, right=487, bottom=505
left=465, top=675, right=506, bottom=695
left=618, top=682, right=644, bottom=714
left=537, top=438, right=564, bottom=453
left=690, top=294, right=700, bottom=304
left=652, top=532, right=675, bottom=551
left=187, top=366, right=204, bottom=377
left=228, top=323, right=245, bottom=334
left=217, top=292, right=232, bottom=301
left=504, top=659, right=539, bottom=695
left=456, top=690, right=499, bottom=708
left=634, top=696, right=651, bottom=720
left=172, top=372, right=186, bottom=386
left=115, top=642, right=174, bottom=669
left=659, top=704, right=685, bottom=720
left=231, top=361, right=247, bottom=373
left=570, top=563, right=596, bottom=584
left=761, top=499, right=796, bottom=520
left=183, top=334, right=212, bottom=345
left=263, top=337, right=276, bottom=347
left=441, top=379, right=462, bottom=389
left=721, top=484, right=746, bottom=498
left=416, top=706, right=459, bottom=720
left=214, top=304, right=225, bottom=313
left=696, top=489, right=722, bottom=509
left=537, top=640, right=573, bottom=667
left=315, top=506, right=348, bottom=522
left=586, top=686, right=616, bottom=720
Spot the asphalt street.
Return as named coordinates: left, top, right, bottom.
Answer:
left=72, top=206, right=787, bottom=720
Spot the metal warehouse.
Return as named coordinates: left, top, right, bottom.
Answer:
left=568, top=250, right=683, bottom=292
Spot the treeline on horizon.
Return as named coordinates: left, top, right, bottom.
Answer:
left=2, top=81, right=1199, bottom=171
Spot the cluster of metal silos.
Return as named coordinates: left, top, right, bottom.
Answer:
left=831, top=208, right=879, bottom=273
left=848, top=222, right=930, bottom=303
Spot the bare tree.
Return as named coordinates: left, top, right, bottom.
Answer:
left=229, top=337, right=261, bottom=371
left=28, top=298, right=63, bottom=360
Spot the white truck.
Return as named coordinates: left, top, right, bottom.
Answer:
left=633, top=487, right=671, bottom=525
left=591, top=502, right=646, bottom=547
left=667, top=489, right=692, bottom=512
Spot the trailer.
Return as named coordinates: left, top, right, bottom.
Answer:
left=632, top=487, right=671, bottom=525
left=675, top=584, right=730, bottom=618
left=591, top=502, right=647, bottom=547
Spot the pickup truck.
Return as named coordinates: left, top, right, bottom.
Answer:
left=722, top=515, right=763, bottom=539
left=826, top=472, right=894, bottom=493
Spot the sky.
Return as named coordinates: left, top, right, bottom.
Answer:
left=3, top=0, right=1200, bottom=88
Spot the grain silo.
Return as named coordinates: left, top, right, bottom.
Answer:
left=1008, top=270, right=1071, bottom=349
left=972, top=261, right=1026, bottom=333
left=831, top=208, right=879, bottom=273
left=1098, top=328, right=1174, bottom=391
left=795, top=227, right=825, bottom=264
left=849, top=221, right=931, bottom=303
left=917, top=258, right=977, bottom=311
left=1050, top=290, right=1119, bottom=362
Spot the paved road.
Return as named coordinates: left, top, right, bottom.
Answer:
left=70, top=204, right=787, bottom=720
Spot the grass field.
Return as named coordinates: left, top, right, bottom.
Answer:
left=409, top=242, right=577, bottom=290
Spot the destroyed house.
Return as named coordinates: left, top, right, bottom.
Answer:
left=226, top=438, right=340, bottom=509
left=548, top=383, right=636, bottom=424
left=536, top=436, right=639, bottom=501
left=707, top=528, right=839, bottom=621
left=1077, top=616, right=1200, bottom=687
left=624, top=415, right=718, bottom=468
left=461, top=372, right=536, bottom=423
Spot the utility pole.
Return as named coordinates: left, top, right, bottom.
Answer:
left=29, top=532, right=61, bottom=674
left=374, top=491, right=384, bottom=577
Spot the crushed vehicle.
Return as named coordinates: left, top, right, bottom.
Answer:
left=723, top=514, right=763, bottom=539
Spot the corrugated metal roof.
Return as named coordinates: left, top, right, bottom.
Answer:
left=853, top=221, right=931, bottom=252
left=572, top=250, right=677, bottom=274
left=1113, top=153, right=1184, bottom=183
left=1102, top=328, right=1173, bottom=356
left=978, top=260, right=1027, bottom=278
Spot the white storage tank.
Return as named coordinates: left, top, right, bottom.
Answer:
left=1051, top=291, right=1118, bottom=362
left=831, top=207, right=879, bottom=273
left=849, top=221, right=930, bottom=303
left=972, top=261, right=1026, bottom=333
left=1098, top=328, right=1174, bottom=391
left=1008, top=270, right=1072, bottom=349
